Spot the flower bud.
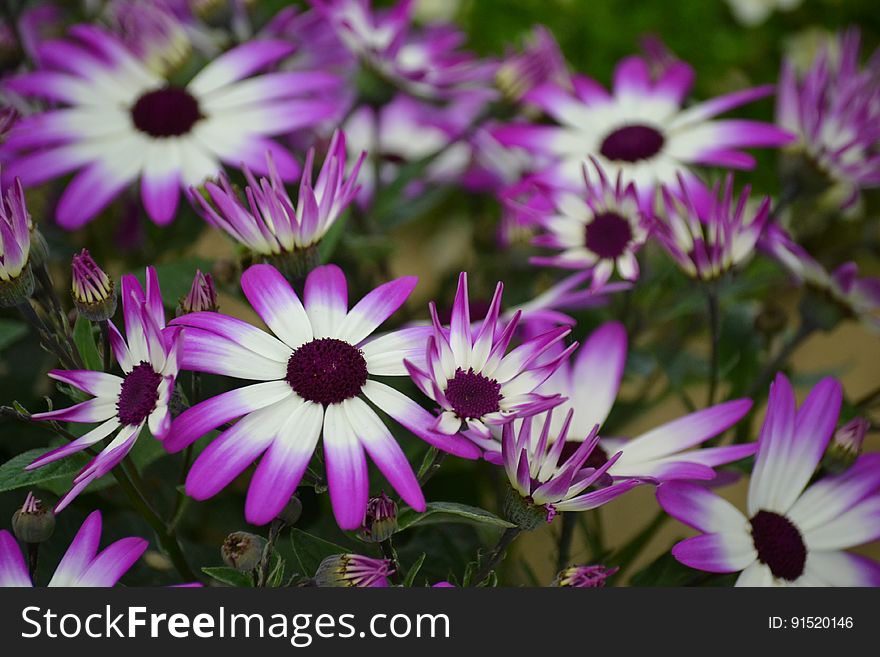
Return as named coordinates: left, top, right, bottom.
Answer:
left=0, top=264, right=35, bottom=308
left=360, top=492, right=398, bottom=543
left=502, top=483, right=552, bottom=531
left=221, top=531, right=266, bottom=572
left=12, top=492, right=55, bottom=544
left=277, top=494, right=303, bottom=526
left=315, top=554, right=394, bottom=588
left=823, top=417, right=869, bottom=474
left=177, top=270, right=218, bottom=315
left=0, top=177, right=34, bottom=307
left=71, top=249, right=117, bottom=321
left=552, top=564, right=618, bottom=587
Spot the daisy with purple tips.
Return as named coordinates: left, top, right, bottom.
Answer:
left=777, top=28, right=880, bottom=207
left=486, top=321, right=756, bottom=480
left=655, top=174, right=771, bottom=281
left=0, top=510, right=146, bottom=587
left=28, top=267, right=181, bottom=512
left=166, top=263, right=479, bottom=529
left=1, top=24, right=339, bottom=227
left=191, top=130, right=364, bottom=264
left=659, top=374, right=880, bottom=586
left=502, top=408, right=649, bottom=527
left=404, top=272, right=576, bottom=452
left=528, top=162, right=650, bottom=287
left=493, top=54, right=793, bottom=204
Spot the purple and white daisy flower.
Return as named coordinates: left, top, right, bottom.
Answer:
left=0, top=510, right=147, bottom=587
left=404, top=272, right=576, bottom=452
left=777, top=28, right=880, bottom=208
left=654, top=173, right=771, bottom=281
left=502, top=408, right=649, bottom=527
left=1, top=24, right=338, bottom=227
left=659, top=373, right=880, bottom=586
left=191, top=130, right=364, bottom=262
left=166, top=263, right=479, bottom=529
left=492, top=54, right=793, bottom=204
left=486, top=321, right=756, bottom=479
left=528, top=162, right=650, bottom=287
left=28, top=267, right=182, bottom=512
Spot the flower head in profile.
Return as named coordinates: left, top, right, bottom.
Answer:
left=0, top=173, right=32, bottom=305
left=315, top=553, right=393, bottom=588
left=654, top=174, right=771, bottom=281
left=313, top=0, right=495, bottom=100
left=29, top=267, right=181, bottom=511
left=502, top=409, right=649, bottom=529
left=105, top=0, right=191, bottom=76
left=2, top=25, right=338, bottom=227
left=192, top=131, right=364, bottom=272
left=493, top=53, right=792, bottom=204
left=0, top=510, right=147, bottom=587
left=552, top=564, right=618, bottom=587
left=777, top=28, right=880, bottom=208
left=659, top=374, right=880, bottom=586
left=167, top=263, right=479, bottom=529
left=529, top=161, right=650, bottom=287
left=483, top=321, right=755, bottom=480
left=496, top=25, right=568, bottom=103
left=404, top=272, right=576, bottom=452
left=761, top=223, right=880, bottom=329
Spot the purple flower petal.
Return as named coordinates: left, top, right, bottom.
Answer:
left=241, top=264, right=313, bottom=349
left=323, top=403, right=370, bottom=530
left=74, top=537, right=148, bottom=587
left=657, top=482, right=748, bottom=534
left=304, top=264, right=348, bottom=338
left=671, top=533, right=756, bottom=574
left=0, top=530, right=31, bottom=587
left=336, top=276, right=418, bottom=346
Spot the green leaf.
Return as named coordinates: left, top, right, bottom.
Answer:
left=202, top=567, right=253, bottom=588
left=397, top=502, right=515, bottom=532
left=318, top=213, right=348, bottom=263
left=290, top=529, right=347, bottom=576
left=629, top=551, right=736, bottom=587
left=72, top=316, right=102, bottom=371
left=403, top=553, right=426, bottom=587
left=0, top=319, right=27, bottom=351
left=0, top=448, right=89, bottom=494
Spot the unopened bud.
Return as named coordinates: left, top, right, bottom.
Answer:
left=221, top=531, right=266, bottom=572
left=178, top=269, right=218, bottom=315
left=823, top=417, right=869, bottom=474
left=71, top=249, right=117, bottom=321
left=12, top=492, right=55, bottom=544
left=277, top=494, right=303, bottom=526
left=553, top=564, right=618, bottom=587
left=315, top=554, right=393, bottom=588
left=0, top=264, right=35, bottom=308
left=360, top=492, right=398, bottom=543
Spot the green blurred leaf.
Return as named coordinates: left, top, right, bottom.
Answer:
left=397, top=502, right=515, bottom=532
left=202, top=567, right=253, bottom=587
left=290, top=529, right=347, bottom=577
left=0, top=448, right=88, bottom=494
left=0, top=319, right=27, bottom=352
left=629, top=551, right=737, bottom=587
left=318, top=213, right=349, bottom=263
left=72, top=316, right=102, bottom=371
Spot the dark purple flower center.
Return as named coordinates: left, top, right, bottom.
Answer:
left=749, top=510, right=807, bottom=581
left=585, top=211, right=633, bottom=259
left=286, top=338, right=368, bottom=405
left=445, top=368, right=502, bottom=420
left=599, top=124, right=665, bottom=163
left=117, top=362, right=163, bottom=426
left=131, top=86, right=202, bottom=138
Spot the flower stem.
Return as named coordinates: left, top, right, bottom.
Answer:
left=114, top=457, right=199, bottom=583
left=555, top=512, right=576, bottom=571
left=705, top=283, right=720, bottom=407
left=379, top=537, right=404, bottom=585
left=472, top=527, right=522, bottom=586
